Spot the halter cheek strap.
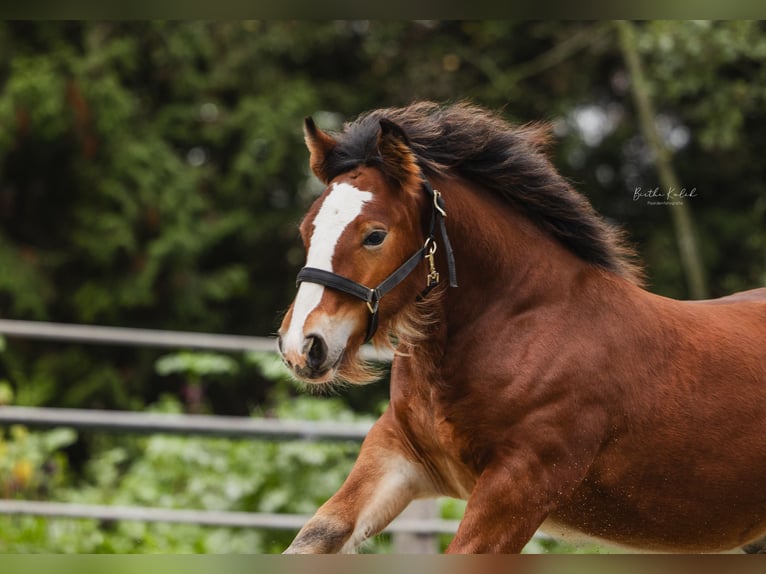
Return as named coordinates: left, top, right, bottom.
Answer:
left=424, top=179, right=458, bottom=289
left=296, top=176, right=458, bottom=343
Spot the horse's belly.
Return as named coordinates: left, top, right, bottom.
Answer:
left=544, top=476, right=766, bottom=552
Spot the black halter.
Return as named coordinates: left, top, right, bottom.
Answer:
left=296, top=176, right=458, bottom=343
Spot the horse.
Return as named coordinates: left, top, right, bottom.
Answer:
left=276, top=101, right=766, bottom=553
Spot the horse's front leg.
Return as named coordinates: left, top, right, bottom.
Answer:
left=283, top=411, right=433, bottom=553
left=446, top=424, right=601, bottom=553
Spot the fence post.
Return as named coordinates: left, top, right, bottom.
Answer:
left=392, top=499, right=439, bottom=553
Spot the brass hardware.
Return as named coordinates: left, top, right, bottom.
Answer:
left=426, top=241, right=440, bottom=287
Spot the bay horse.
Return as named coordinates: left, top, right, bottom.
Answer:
left=276, top=101, right=766, bottom=553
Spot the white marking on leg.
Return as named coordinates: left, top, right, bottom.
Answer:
left=283, top=183, right=372, bottom=353
left=340, top=455, right=433, bottom=553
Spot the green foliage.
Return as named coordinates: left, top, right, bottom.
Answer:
left=0, top=347, right=386, bottom=553
left=155, top=352, right=239, bottom=379
left=0, top=424, right=76, bottom=501
left=635, top=21, right=766, bottom=152
left=624, top=21, right=766, bottom=296
left=0, top=393, right=375, bottom=553
left=0, top=21, right=325, bottom=411
left=66, top=403, right=365, bottom=552
left=0, top=235, right=52, bottom=318
left=0, top=380, right=13, bottom=405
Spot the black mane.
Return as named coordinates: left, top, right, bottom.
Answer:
left=323, top=101, right=644, bottom=285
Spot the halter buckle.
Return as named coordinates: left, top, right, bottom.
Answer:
left=366, top=290, right=380, bottom=315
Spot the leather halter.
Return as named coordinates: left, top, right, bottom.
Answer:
left=296, top=176, right=458, bottom=343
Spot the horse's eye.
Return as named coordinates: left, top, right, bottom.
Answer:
left=363, top=230, right=388, bottom=247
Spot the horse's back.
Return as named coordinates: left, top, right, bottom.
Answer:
left=676, top=286, right=766, bottom=382
left=683, top=286, right=766, bottom=336
left=699, top=286, right=766, bottom=305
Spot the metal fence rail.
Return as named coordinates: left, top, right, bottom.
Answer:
left=0, top=319, right=393, bottom=361
left=0, top=318, right=277, bottom=352
left=0, top=405, right=373, bottom=441
left=0, top=499, right=461, bottom=535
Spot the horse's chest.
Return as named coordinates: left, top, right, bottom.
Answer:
left=430, top=421, right=477, bottom=498
left=402, top=392, right=479, bottom=498
left=390, top=362, right=481, bottom=497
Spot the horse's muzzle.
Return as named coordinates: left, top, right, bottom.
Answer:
left=277, top=332, right=338, bottom=382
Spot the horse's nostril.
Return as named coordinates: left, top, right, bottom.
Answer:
left=304, top=334, right=328, bottom=371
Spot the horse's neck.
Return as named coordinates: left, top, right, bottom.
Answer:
left=437, top=179, right=597, bottom=325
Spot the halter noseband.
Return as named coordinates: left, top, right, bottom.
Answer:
left=296, top=176, right=458, bottom=343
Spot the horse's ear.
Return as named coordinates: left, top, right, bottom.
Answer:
left=304, top=117, right=337, bottom=183
left=377, top=118, right=420, bottom=191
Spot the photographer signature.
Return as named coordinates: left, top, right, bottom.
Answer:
left=633, top=186, right=698, bottom=204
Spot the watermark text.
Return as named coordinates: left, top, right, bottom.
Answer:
left=633, top=186, right=698, bottom=206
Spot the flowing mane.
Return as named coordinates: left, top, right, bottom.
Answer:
left=319, top=101, right=644, bottom=285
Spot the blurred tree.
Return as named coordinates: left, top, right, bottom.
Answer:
left=0, top=22, right=325, bottom=410
left=617, top=19, right=708, bottom=299
left=624, top=20, right=766, bottom=296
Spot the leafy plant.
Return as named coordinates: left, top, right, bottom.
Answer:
left=0, top=343, right=385, bottom=554
left=0, top=424, right=76, bottom=501
left=155, top=351, right=240, bottom=413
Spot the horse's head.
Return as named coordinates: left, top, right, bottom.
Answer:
left=277, top=117, right=433, bottom=385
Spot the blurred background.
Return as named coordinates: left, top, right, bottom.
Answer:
left=0, top=20, right=764, bottom=553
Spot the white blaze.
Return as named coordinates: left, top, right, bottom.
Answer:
left=283, top=182, right=372, bottom=351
